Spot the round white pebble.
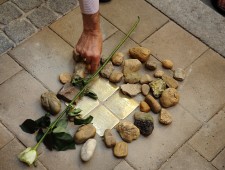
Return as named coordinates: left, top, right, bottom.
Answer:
left=81, top=139, right=97, bottom=162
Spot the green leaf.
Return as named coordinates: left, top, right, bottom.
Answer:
left=68, top=108, right=82, bottom=117
left=74, top=115, right=93, bottom=125
left=20, top=119, right=38, bottom=134
left=56, top=118, right=68, bottom=129
left=85, top=90, right=98, bottom=100
left=43, top=132, right=54, bottom=151
left=36, top=129, right=44, bottom=142
left=53, top=132, right=76, bottom=151
left=53, top=126, right=67, bottom=133
left=35, top=114, right=51, bottom=128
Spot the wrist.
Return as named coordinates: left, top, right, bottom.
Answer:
left=82, top=12, right=101, bottom=34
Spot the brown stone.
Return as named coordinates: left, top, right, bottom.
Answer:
left=57, top=83, right=79, bottom=102
left=109, top=70, right=123, bottom=83
left=129, top=47, right=150, bottom=63
left=160, top=88, right=180, bottom=108
left=140, top=101, right=150, bottom=112
left=145, top=60, right=157, bottom=70
left=141, top=84, right=150, bottom=96
left=123, top=59, right=141, bottom=84
left=113, top=142, right=128, bottom=158
left=74, top=124, right=96, bottom=144
left=145, top=95, right=161, bottom=113
left=59, top=72, right=72, bottom=84
left=120, top=84, right=141, bottom=97
left=162, top=59, right=173, bottom=69
left=112, top=52, right=124, bottom=66
left=162, top=74, right=179, bottom=89
left=173, top=68, right=186, bottom=81
left=104, top=129, right=116, bottom=148
left=100, top=61, right=114, bottom=79
left=140, top=74, right=153, bottom=84
left=154, top=70, right=164, bottom=78
left=159, top=108, right=172, bottom=125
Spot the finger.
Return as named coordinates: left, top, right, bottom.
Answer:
left=90, top=56, right=100, bottom=73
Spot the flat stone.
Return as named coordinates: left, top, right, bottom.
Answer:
left=27, top=6, right=58, bottom=28
left=159, top=108, right=172, bottom=125
left=0, top=123, right=14, bottom=148
left=173, top=68, right=186, bottom=81
left=109, top=70, right=123, bottom=83
left=104, top=129, right=116, bottom=148
left=189, top=106, right=225, bottom=161
left=154, top=70, right=164, bottom=78
left=145, top=60, right=157, bottom=70
left=4, top=19, right=35, bottom=44
left=57, top=83, right=79, bottom=103
left=114, top=160, right=134, bottom=170
left=0, top=0, right=7, bottom=5
left=114, top=142, right=128, bottom=158
left=129, top=46, right=151, bottom=63
left=159, top=144, right=217, bottom=170
left=141, top=84, right=150, bottom=96
left=141, top=21, right=208, bottom=68
left=12, top=0, right=43, bottom=12
left=120, top=84, right=141, bottom=97
left=100, top=61, right=114, bottom=79
left=0, top=2, right=22, bottom=25
left=81, top=138, right=96, bottom=162
left=48, top=0, right=77, bottom=15
left=0, top=32, right=14, bottom=54
left=140, top=74, right=153, bottom=84
left=74, top=124, right=96, bottom=144
left=0, top=54, right=22, bottom=84
left=100, top=0, right=168, bottom=43
left=162, top=74, right=179, bottom=89
left=212, top=147, right=225, bottom=170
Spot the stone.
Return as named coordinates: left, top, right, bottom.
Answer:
left=112, top=52, right=124, bottom=66
left=27, top=6, right=58, bottom=28
left=159, top=108, right=172, bottom=125
left=140, top=101, right=150, bottom=112
left=4, top=20, right=35, bottom=44
left=73, top=51, right=83, bottom=62
left=173, top=68, right=186, bottom=81
left=123, top=59, right=142, bottom=84
left=0, top=33, right=14, bottom=55
left=73, top=62, right=87, bottom=78
left=41, top=91, right=61, bottom=115
left=162, top=74, right=179, bottom=89
left=145, top=60, right=157, bottom=70
left=100, top=61, right=114, bottom=79
left=113, top=142, right=128, bottom=158
left=141, top=84, right=150, bottom=96
left=154, top=70, right=164, bottom=78
left=109, top=70, right=123, bottom=83
left=134, top=112, right=154, bottom=136
left=120, top=84, right=141, bottom=97
left=145, top=95, right=161, bottom=113
left=81, top=139, right=96, bottom=162
left=0, top=2, right=22, bottom=25
left=59, top=72, right=72, bottom=84
left=57, top=83, right=79, bottom=102
left=162, top=59, right=173, bottom=69
left=129, top=47, right=150, bottom=62
left=160, top=88, right=180, bottom=108
left=74, top=124, right=96, bottom=144
left=12, top=0, right=43, bottom=12
left=104, top=129, right=116, bottom=148
left=140, top=74, right=153, bottom=84
left=48, top=0, right=77, bottom=15
left=149, top=79, right=167, bottom=98
left=116, top=121, right=140, bottom=143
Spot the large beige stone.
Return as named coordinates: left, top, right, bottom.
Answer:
left=74, top=124, right=96, bottom=144
left=160, top=88, right=180, bottom=108
left=129, top=47, right=150, bottom=62
left=113, top=142, right=128, bottom=158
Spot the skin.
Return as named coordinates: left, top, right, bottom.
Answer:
left=75, top=11, right=102, bottom=73
left=218, top=0, right=225, bottom=9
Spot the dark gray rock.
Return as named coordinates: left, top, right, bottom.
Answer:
left=0, top=2, right=22, bottom=25
left=27, top=6, right=57, bottom=28
left=48, top=0, right=78, bottom=15
left=4, top=19, right=35, bottom=44
left=145, top=60, right=157, bottom=70
left=57, top=83, right=79, bottom=102
left=12, top=0, right=43, bottom=12
left=0, top=32, right=14, bottom=54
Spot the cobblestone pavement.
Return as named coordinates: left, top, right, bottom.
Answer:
left=0, top=0, right=225, bottom=170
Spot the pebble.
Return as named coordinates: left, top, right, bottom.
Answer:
left=113, top=142, right=128, bottom=158
left=81, top=139, right=97, bottom=162
left=134, top=112, right=154, bottom=136
left=149, top=79, right=166, bottom=98
left=109, top=70, right=123, bottom=83
left=59, top=72, right=72, bottom=84
left=173, top=68, right=186, bottom=81
left=112, top=52, right=124, bottom=66
left=57, top=83, right=79, bottom=102
left=104, top=129, right=116, bottom=148
left=129, top=47, right=150, bottom=63
left=145, top=60, right=157, bottom=70
left=154, top=70, right=164, bottom=78
left=141, top=84, right=150, bottom=96
left=100, top=61, right=114, bottom=79
left=41, top=91, right=61, bottom=115
left=145, top=95, right=161, bottom=113
left=140, top=74, right=153, bottom=84
left=116, top=121, right=140, bottom=143
left=74, top=62, right=87, bottom=78
left=140, top=101, right=150, bottom=112
left=162, top=59, right=173, bottom=69
left=159, top=108, right=172, bottom=125
left=74, top=124, right=96, bottom=144
left=73, top=51, right=83, bottom=62
left=162, top=74, right=178, bottom=89
left=120, top=84, right=141, bottom=97
left=160, top=88, right=180, bottom=108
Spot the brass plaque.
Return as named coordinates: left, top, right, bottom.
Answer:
left=84, top=105, right=120, bottom=136
left=89, top=78, right=119, bottom=102
left=104, top=91, right=139, bottom=119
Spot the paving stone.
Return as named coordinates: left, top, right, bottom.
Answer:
left=0, top=32, right=14, bottom=54
left=12, top=0, right=43, bottom=12
left=39, top=134, right=120, bottom=170
left=27, top=6, right=58, bottom=28
left=114, top=160, right=134, bottom=170
left=0, top=70, right=47, bottom=148
left=48, top=0, right=78, bottom=15
left=180, top=49, right=225, bottom=122
left=0, top=122, right=14, bottom=149
left=212, top=148, right=225, bottom=170
left=189, top=105, right=225, bottom=161
left=141, top=21, right=208, bottom=69
left=9, top=28, right=74, bottom=92
left=4, top=19, right=35, bottom=44
left=0, top=0, right=8, bottom=5
left=159, top=144, right=217, bottom=170
left=100, top=0, right=168, bottom=43
left=0, top=139, right=46, bottom=170
left=125, top=104, right=201, bottom=170
left=0, top=2, right=22, bottom=25
left=50, top=8, right=117, bottom=46
left=0, top=54, right=22, bottom=84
